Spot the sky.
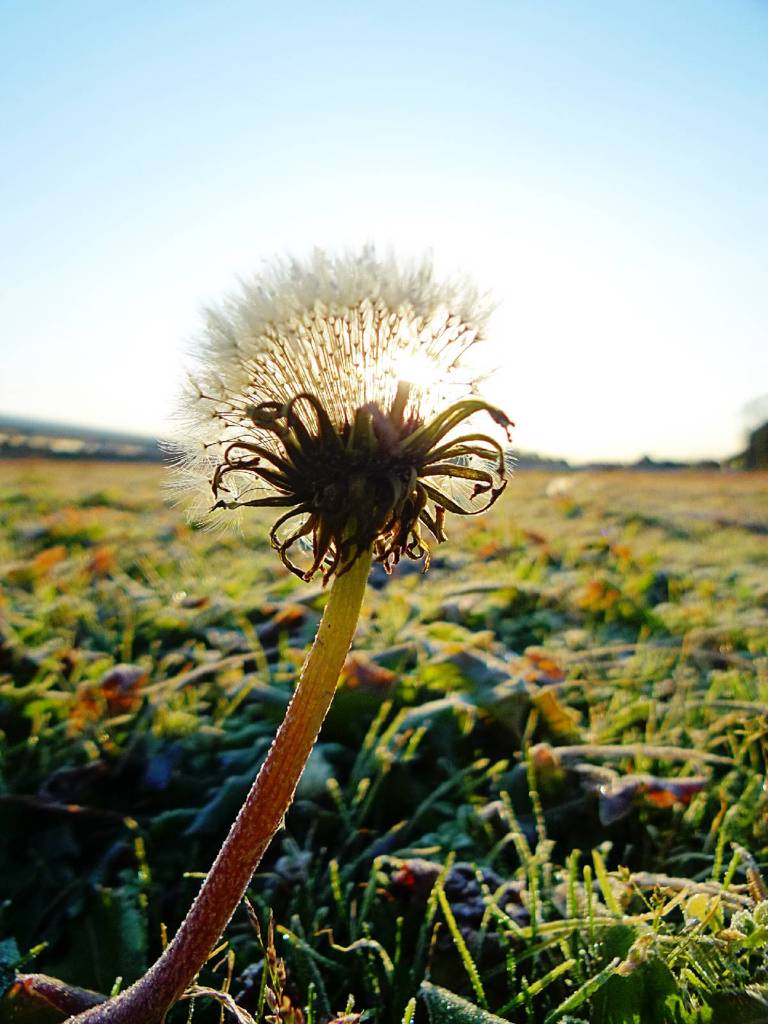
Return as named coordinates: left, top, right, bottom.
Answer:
left=1, top=0, right=766, bottom=463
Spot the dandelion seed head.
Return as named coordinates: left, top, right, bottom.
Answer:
left=170, top=246, right=513, bottom=581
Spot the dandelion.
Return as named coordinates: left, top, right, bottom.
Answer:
left=69, top=247, right=513, bottom=1024
left=173, top=246, right=513, bottom=581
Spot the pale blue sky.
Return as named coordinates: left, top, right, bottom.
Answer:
left=1, top=0, right=766, bottom=461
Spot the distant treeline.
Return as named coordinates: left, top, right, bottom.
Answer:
left=740, top=421, right=768, bottom=469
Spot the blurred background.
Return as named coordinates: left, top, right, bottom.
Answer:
left=1, top=0, right=766, bottom=466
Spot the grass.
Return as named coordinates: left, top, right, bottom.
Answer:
left=0, top=460, right=767, bottom=1023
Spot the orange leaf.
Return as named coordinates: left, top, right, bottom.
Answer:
left=87, top=545, right=115, bottom=577
left=340, top=653, right=396, bottom=692
left=31, top=545, right=67, bottom=575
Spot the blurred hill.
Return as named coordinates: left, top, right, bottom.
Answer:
left=0, top=415, right=163, bottom=461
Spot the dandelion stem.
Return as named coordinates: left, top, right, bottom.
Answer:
left=69, top=550, right=373, bottom=1024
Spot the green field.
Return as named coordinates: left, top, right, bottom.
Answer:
left=1, top=461, right=767, bottom=1023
